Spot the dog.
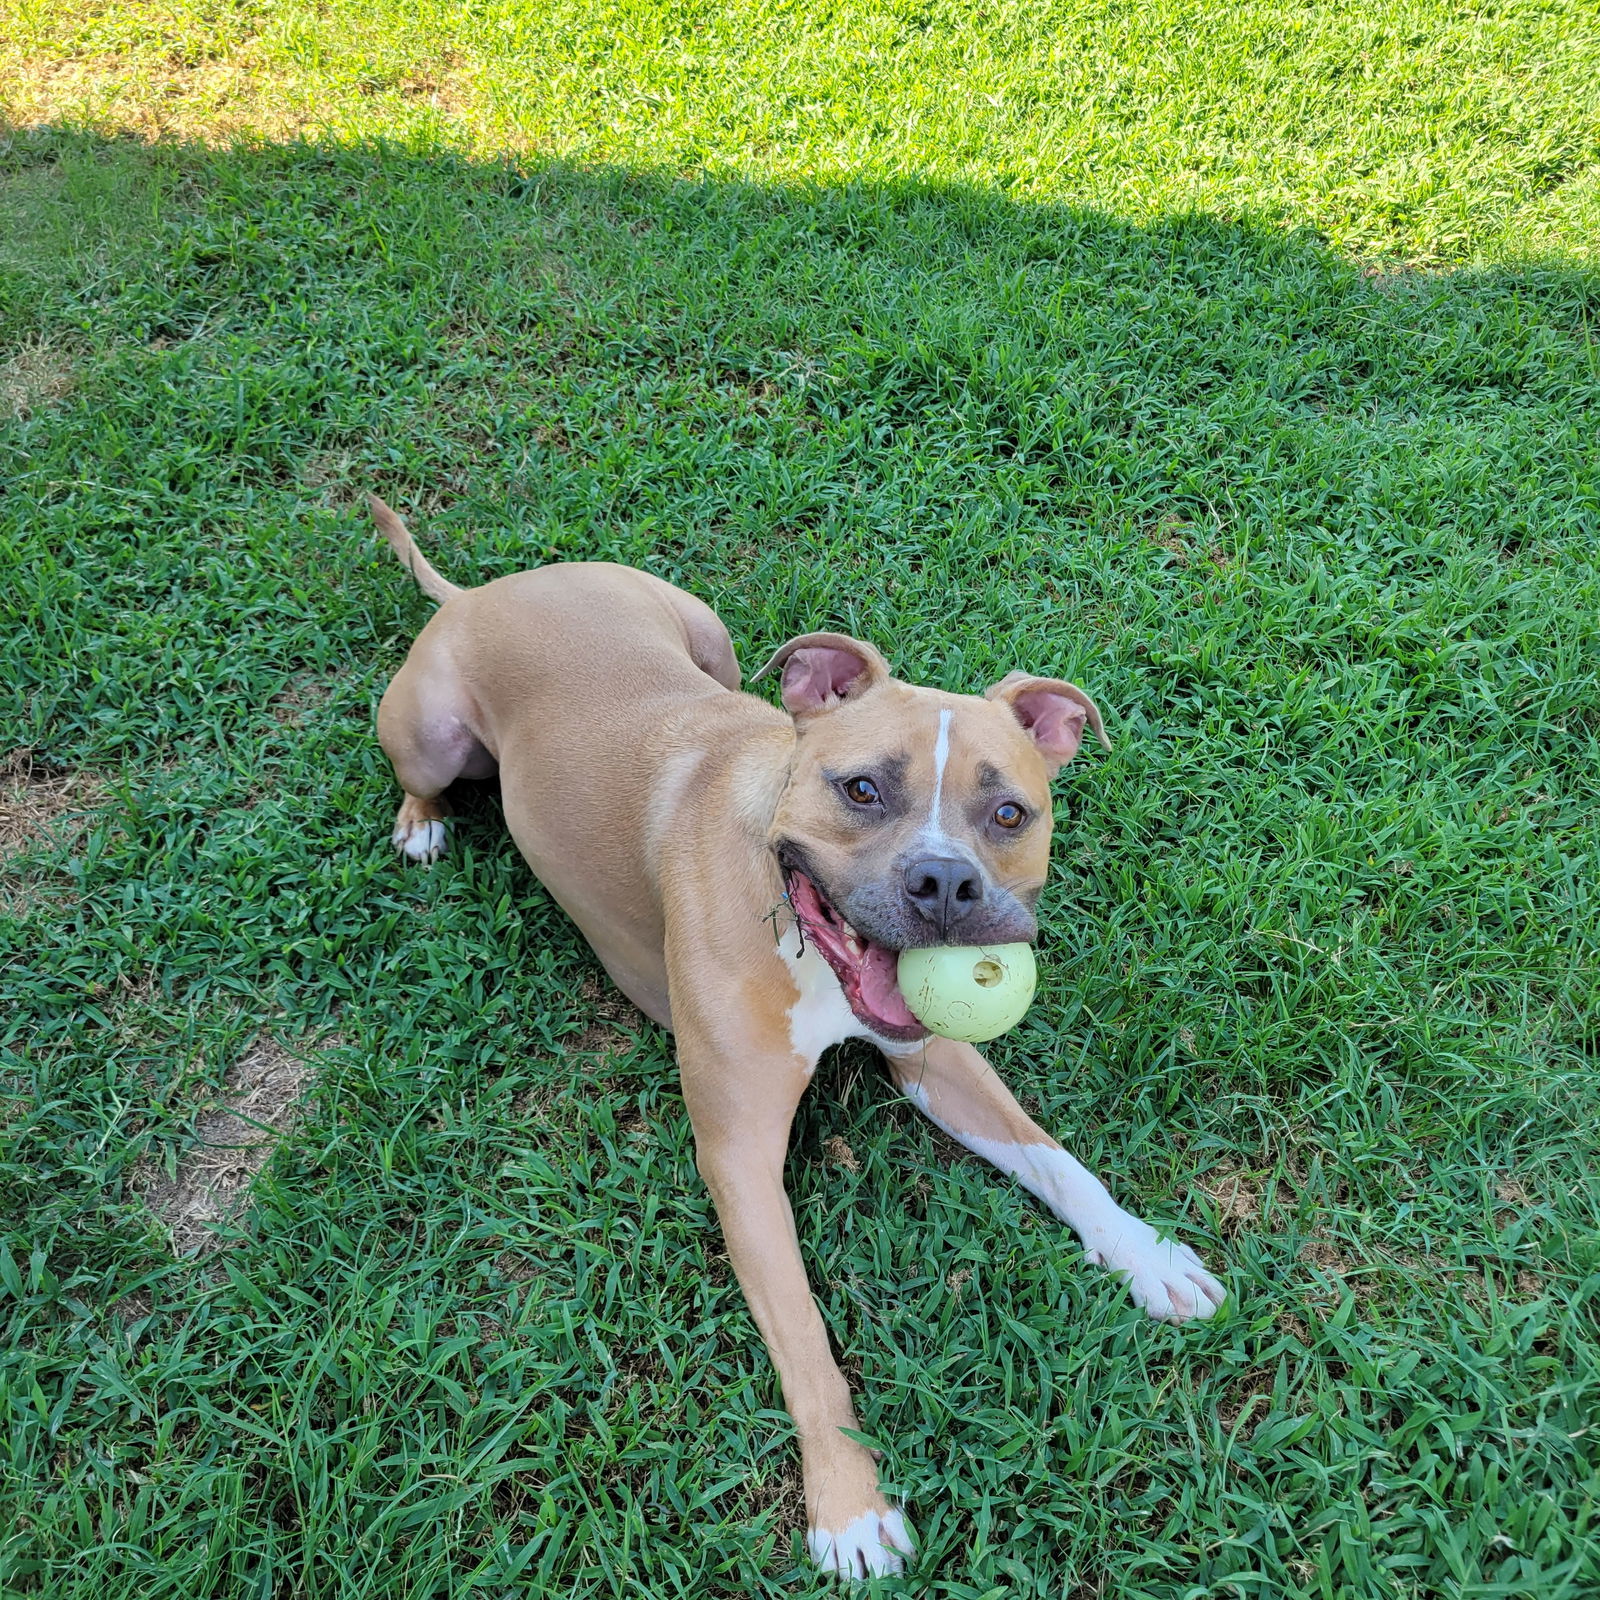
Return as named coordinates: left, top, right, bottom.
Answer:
left=370, top=495, right=1225, bottom=1578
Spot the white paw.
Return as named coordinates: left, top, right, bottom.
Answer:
left=392, top=818, right=446, bottom=863
left=1081, top=1210, right=1227, bottom=1322
left=808, top=1507, right=915, bottom=1579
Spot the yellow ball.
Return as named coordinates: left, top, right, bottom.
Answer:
left=896, top=943, right=1038, bottom=1043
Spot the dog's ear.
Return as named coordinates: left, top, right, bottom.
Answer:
left=986, top=672, right=1110, bottom=775
left=752, top=632, right=891, bottom=715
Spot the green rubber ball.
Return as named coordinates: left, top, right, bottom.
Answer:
left=896, top=943, right=1038, bottom=1043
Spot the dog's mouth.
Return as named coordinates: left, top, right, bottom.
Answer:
left=782, top=868, right=927, bottom=1043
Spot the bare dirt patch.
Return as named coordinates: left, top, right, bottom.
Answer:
left=735, top=1460, right=807, bottom=1545
left=558, top=973, right=646, bottom=1058
left=1146, top=515, right=1192, bottom=564
left=390, top=59, right=474, bottom=115
left=559, top=1021, right=636, bottom=1058
left=268, top=674, right=333, bottom=728
left=1215, top=1377, right=1271, bottom=1434
left=1, top=336, right=76, bottom=419
left=1296, top=1238, right=1351, bottom=1275
left=1197, top=1161, right=1262, bottom=1232
left=298, top=448, right=358, bottom=496
left=0, top=747, right=105, bottom=861
left=133, top=1033, right=312, bottom=1255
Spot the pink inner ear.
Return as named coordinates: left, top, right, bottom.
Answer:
left=781, top=647, right=874, bottom=713
left=1010, top=688, right=1089, bottom=763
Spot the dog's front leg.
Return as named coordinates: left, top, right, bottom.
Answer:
left=678, top=1033, right=914, bottom=1579
left=884, top=1036, right=1227, bottom=1322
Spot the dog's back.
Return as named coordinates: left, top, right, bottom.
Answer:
left=373, top=500, right=758, bottom=1021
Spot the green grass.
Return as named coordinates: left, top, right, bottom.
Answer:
left=4, top=0, right=1600, bottom=263
left=3, top=2, right=1600, bottom=1595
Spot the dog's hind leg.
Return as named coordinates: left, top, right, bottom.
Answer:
left=377, top=627, right=497, bottom=864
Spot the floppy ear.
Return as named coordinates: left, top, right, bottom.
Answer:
left=986, top=671, right=1111, bottom=774
left=751, top=632, right=891, bottom=715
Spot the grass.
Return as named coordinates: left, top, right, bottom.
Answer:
left=2, top=2, right=1599, bottom=1596
left=4, top=0, right=1600, bottom=263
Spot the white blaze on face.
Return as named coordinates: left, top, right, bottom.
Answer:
left=921, top=707, right=954, bottom=850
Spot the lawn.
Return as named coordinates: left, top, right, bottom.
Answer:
left=3, top=1, right=1599, bottom=1596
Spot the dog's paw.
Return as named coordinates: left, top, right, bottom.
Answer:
left=1080, top=1211, right=1227, bottom=1322
left=391, top=802, right=448, bottom=864
left=807, top=1506, right=915, bottom=1580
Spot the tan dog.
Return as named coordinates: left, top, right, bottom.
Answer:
left=370, top=496, right=1225, bottom=1578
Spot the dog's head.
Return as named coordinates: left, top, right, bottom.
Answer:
left=757, top=632, right=1108, bottom=1041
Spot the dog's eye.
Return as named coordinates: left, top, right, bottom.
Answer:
left=841, top=776, right=881, bottom=807
left=994, top=802, right=1026, bottom=830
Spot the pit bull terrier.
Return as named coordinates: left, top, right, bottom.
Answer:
left=370, top=495, right=1226, bottom=1578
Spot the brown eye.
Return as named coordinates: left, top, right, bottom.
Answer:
left=994, top=802, right=1026, bottom=830
left=842, top=776, right=881, bottom=806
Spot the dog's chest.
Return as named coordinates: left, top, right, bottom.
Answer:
left=775, top=924, right=865, bottom=1066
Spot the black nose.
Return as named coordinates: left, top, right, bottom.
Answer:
left=903, top=856, right=984, bottom=937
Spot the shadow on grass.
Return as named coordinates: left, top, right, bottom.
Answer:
left=3, top=123, right=1599, bottom=1600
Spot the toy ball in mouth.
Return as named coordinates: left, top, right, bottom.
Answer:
left=895, top=943, right=1037, bottom=1043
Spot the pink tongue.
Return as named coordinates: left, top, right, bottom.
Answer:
left=859, top=945, right=920, bottom=1030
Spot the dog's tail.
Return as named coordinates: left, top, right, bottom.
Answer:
left=368, top=494, right=462, bottom=604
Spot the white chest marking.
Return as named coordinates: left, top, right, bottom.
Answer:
left=776, top=924, right=861, bottom=1068
left=775, top=924, right=920, bottom=1066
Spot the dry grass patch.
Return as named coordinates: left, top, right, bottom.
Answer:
left=557, top=973, right=646, bottom=1058
left=822, top=1134, right=861, bottom=1172
left=268, top=673, right=333, bottom=728
left=133, top=1032, right=313, bottom=1255
left=1, top=336, right=76, bottom=420
left=1197, top=1160, right=1263, bottom=1232
left=0, top=746, right=104, bottom=860
left=0, top=48, right=304, bottom=143
left=0, top=40, right=481, bottom=147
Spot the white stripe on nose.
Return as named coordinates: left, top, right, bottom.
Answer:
left=926, top=709, right=953, bottom=839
